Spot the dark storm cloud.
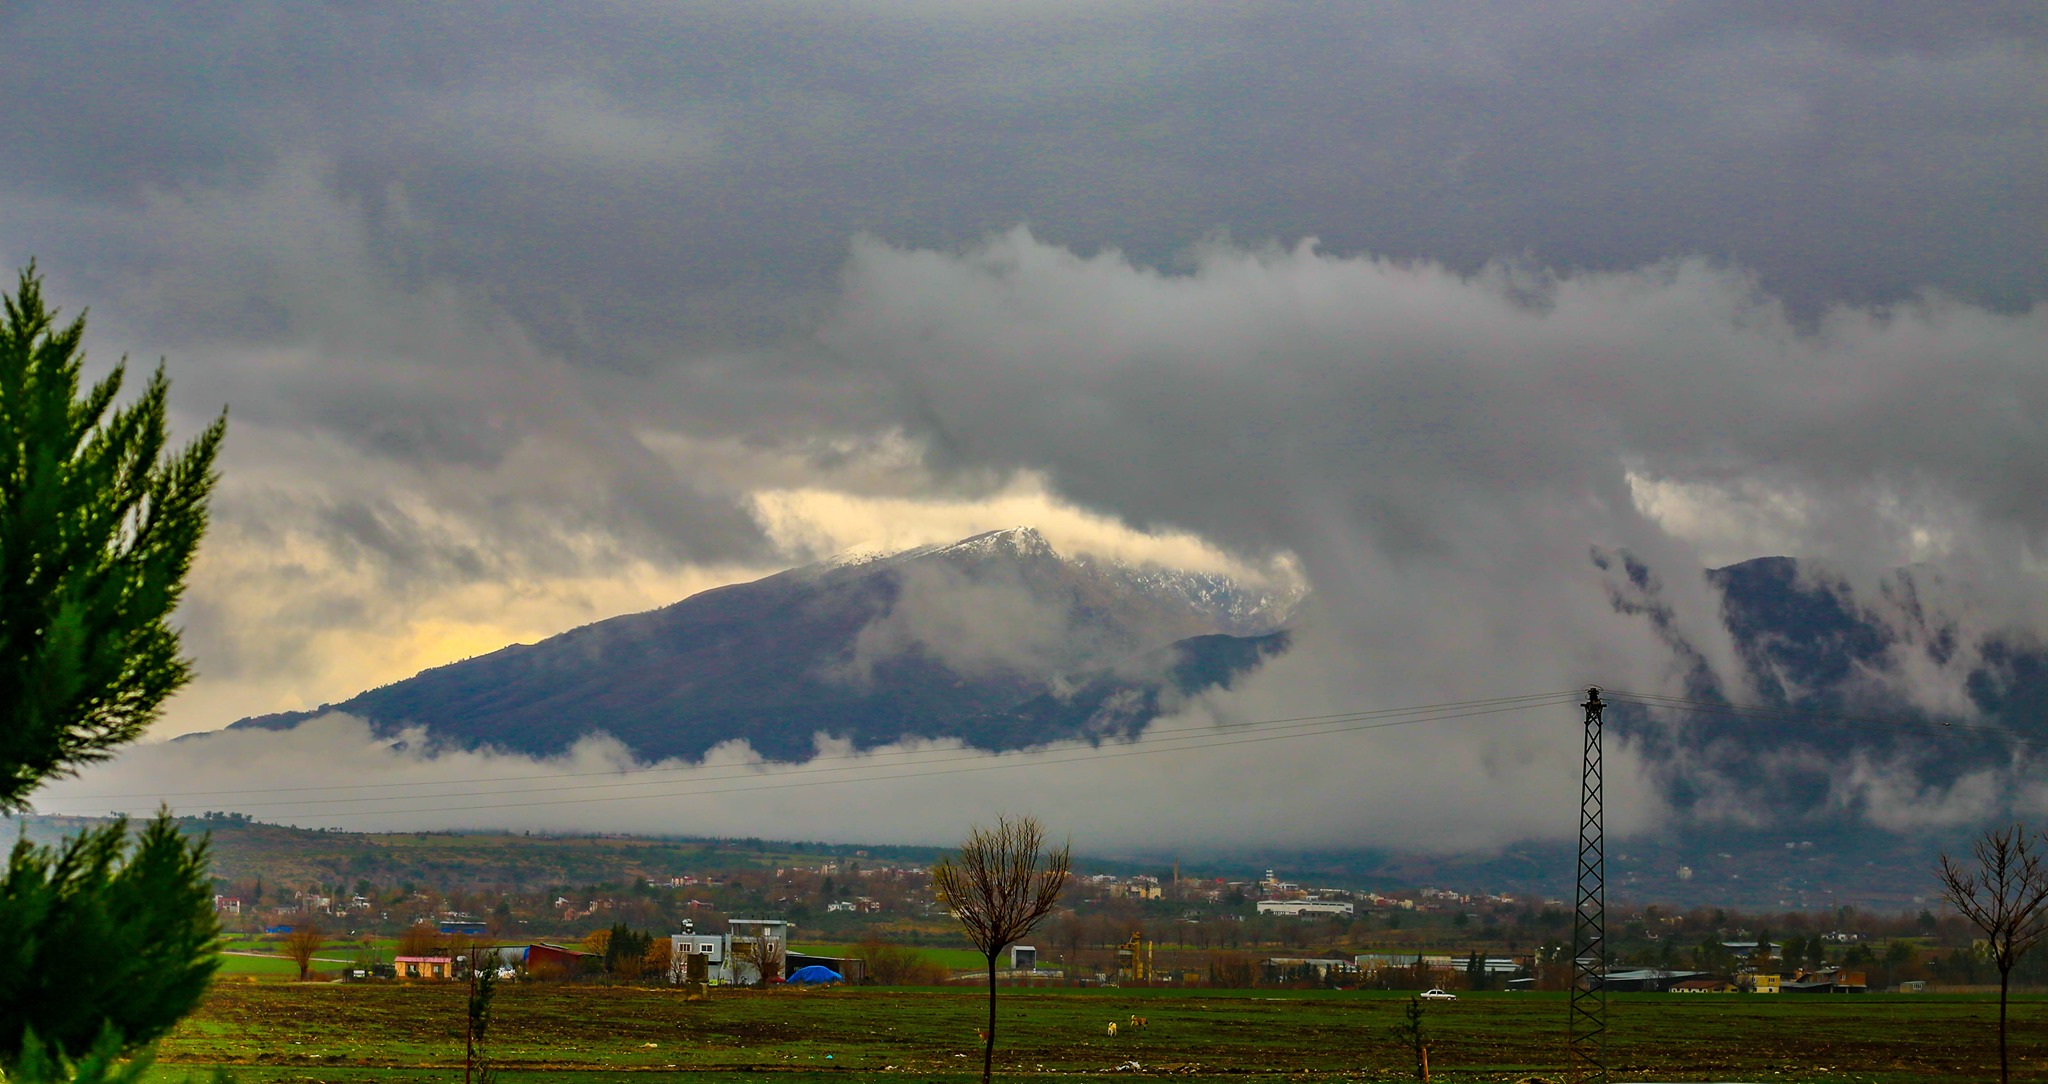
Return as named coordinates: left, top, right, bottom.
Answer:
left=822, top=229, right=2048, bottom=707
left=3, top=2, right=2044, bottom=842
left=3, top=2, right=2041, bottom=363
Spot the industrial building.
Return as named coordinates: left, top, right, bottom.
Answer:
left=1255, top=899, right=1355, bottom=917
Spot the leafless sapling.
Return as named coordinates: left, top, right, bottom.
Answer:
left=930, top=815, right=1071, bottom=1084
left=1939, top=822, right=2048, bottom=1084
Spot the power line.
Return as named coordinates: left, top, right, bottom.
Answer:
left=34, top=691, right=1582, bottom=820
left=43, top=686, right=2017, bottom=821
left=46, top=691, right=1579, bottom=803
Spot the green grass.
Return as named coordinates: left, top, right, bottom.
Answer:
left=146, top=981, right=2039, bottom=1082
left=793, top=943, right=985, bottom=970
left=215, top=955, right=306, bottom=978
left=215, top=936, right=369, bottom=980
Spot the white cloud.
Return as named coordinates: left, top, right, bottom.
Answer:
left=128, top=226, right=2048, bottom=848
left=846, top=559, right=1076, bottom=682
left=1829, top=753, right=2012, bottom=833
left=35, top=699, right=1661, bottom=854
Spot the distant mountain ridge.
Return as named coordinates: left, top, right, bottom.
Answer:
left=224, top=528, right=1301, bottom=761
left=1707, top=555, right=2048, bottom=728
left=218, top=529, right=2048, bottom=829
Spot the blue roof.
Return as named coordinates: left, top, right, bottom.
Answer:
left=787, top=965, right=843, bottom=984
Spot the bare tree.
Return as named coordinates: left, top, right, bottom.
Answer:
left=1939, top=823, right=2048, bottom=1084
left=283, top=920, right=325, bottom=982
left=398, top=921, right=444, bottom=960
left=853, top=935, right=948, bottom=986
left=930, top=815, right=1070, bottom=1084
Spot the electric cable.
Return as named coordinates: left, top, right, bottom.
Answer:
left=32, top=691, right=1582, bottom=819
left=43, top=690, right=1579, bottom=803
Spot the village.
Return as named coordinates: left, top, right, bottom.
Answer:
left=207, top=848, right=1985, bottom=996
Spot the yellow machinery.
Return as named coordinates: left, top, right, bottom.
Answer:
left=1115, top=931, right=1153, bottom=985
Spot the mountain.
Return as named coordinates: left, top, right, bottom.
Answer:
left=1701, top=555, right=2048, bottom=730
left=204, top=534, right=2048, bottom=895
left=219, top=531, right=2048, bottom=828
left=1600, top=553, right=2048, bottom=841
left=224, top=528, right=1300, bottom=761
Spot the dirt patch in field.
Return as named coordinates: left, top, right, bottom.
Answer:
left=695, top=1019, right=809, bottom=1043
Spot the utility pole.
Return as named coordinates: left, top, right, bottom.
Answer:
left=460, top=953, right=476, bottom=1084
left=1567, top=687, right=1607, bottom=1083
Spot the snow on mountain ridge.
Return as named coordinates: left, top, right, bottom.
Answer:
left=932, top=525, right=1057, bottom=560
left=821, top=526, right=1297, bottom=637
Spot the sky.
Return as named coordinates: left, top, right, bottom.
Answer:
left=8, top=3, right=2048, bottom=852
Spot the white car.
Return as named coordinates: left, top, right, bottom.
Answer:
left=1418, top=988, right=1457, bottom=1001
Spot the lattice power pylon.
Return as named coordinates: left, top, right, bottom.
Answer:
left=1567, top=686, right=1608, bottom=1084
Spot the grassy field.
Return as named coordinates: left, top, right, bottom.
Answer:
left=146, top=981, right=2044, bottom=1082
left=214, top=936, right=385, bottom=979
left=793, top=943, right=986, bottom=970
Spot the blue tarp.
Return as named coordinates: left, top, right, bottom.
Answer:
left=786, top=965, right=843, bottom=985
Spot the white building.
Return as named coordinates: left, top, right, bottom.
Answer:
left=670, top=918, right=791, bottom=985
left=1257, top=899, right=1355, bottom=918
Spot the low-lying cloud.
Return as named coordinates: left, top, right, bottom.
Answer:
left=34, top=703, right=1660, bottom=855
left=827, top=231, right=2048, bottom=704
left=847, top=560, right=1077, bottom=683
left=0, top=4, right=2039, bottom=854
left=39, top=225, right=2048, bottom=851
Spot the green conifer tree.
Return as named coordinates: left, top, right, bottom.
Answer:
left=0, top=264, right=224, bottom=806
left=0, top=265, right=227, bottom=1070
left=0, top=814, right=221, bottom=1062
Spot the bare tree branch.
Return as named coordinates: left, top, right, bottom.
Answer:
left=1938, top=823, right=2048, bottom=1084
left=931, top=815, right=1070, bottom=1084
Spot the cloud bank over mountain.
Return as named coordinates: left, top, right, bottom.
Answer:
left=28, top=229, right=2048, bottom=851
left=825, top=230, right=2048, bottom=713
left=3, top=3, right=2044, bottom=850
left=43, top=706, right=1662, bottom=855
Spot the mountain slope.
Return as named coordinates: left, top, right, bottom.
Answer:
left=226, top=528, right=1297, bottom=761
left=221, top=532, right=2048, bottom=814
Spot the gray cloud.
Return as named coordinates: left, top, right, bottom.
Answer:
left=3, top=3, right=2041, bottom=352
left=812, top=231, right=2048, bottom=835
left=829, top=230, right=2048, bottom=574
left=34, top=707, right=1664, bottom=855
left=847, top=560, right=1078, bottom=683
left=0, top=3, right=2041, bottom=846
